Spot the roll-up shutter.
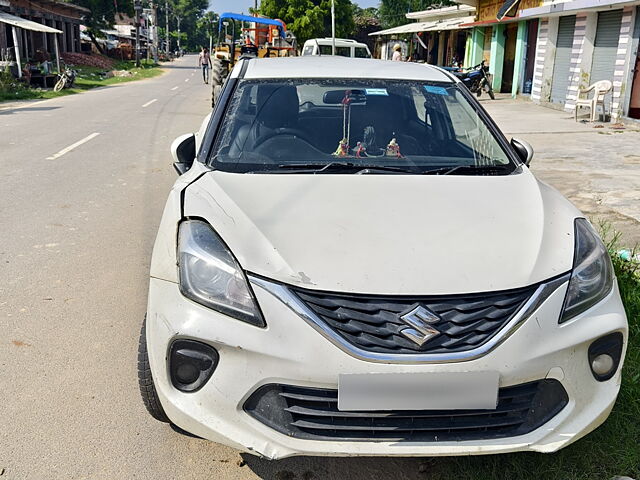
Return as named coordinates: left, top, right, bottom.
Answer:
left=550, top=16, right=576, bottom=104
left=590, top=10, right=623, bottom=111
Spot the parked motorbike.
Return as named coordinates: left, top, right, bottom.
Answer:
left=53, top=65, right=77, bottom=92
left=453, top=60, right=495, bottom=100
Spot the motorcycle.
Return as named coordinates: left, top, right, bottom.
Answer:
left=53, top=65, right=77, bottom=92
left=453, top=60, right=495, bottom=100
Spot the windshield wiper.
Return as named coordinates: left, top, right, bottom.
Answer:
left=274, top=162, right=417, bottom=174
left=421, top=165, right=513, bottom=176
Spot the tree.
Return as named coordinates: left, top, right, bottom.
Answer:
left=378, top=0, right=451, bottom=29
left=259, top=0, right=356, bottom=46
left=193, top=11, right=219, bottom=50
left=73, top=0, right=133, bottom=54
left=353, top=6, right=379, bottom=49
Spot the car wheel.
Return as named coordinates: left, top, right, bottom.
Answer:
left=137, top=316, right=170, bottom=423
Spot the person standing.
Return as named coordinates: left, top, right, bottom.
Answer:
left=392, top=44, right=403, bottom=62
left=198, top=47, right=212, bottom=84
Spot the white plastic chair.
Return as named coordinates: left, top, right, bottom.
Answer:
left=574, top=80, right=613, bottom=122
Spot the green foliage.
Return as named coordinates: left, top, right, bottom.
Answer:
left=0, top=61, right=162, bottom=103
left=259, top=0, right=356, bottom=46
left=156, top=0, right=210, bottom=52
left=353, top=6, right=380, bottom=47
left=0, top=66, right=37, bottom=101
left=192, top=11, right=219, bottom=50
left=73, top=0, right=133, bottom=52
left=379, top=0, right=452, bottom=29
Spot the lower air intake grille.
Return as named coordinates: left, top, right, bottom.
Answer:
left=244, top=380, right=568, bottom=442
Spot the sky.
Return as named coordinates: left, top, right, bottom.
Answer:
left=210, top=0, right=380, bottom=15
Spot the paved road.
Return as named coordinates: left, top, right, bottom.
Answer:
left=0, top=56, right=435, bottom=480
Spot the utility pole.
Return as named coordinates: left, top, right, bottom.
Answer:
left=176, top=15, right=181, bottom=54
left=134, top=0, right=142, bottom=67
left=152, top=2, right=159, bottom=63
left=331, top=0, right=335, bottom=55
left=165, top=0, right=170, bottom=56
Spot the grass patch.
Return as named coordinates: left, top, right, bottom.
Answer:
left=428, top=227, right=640, bottom=480
left=0, top=59, right=162, bottom=103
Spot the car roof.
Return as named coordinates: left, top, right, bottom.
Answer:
left=241, top=56, right=454, bottom=83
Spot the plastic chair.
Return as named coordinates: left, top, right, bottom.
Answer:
left=574, top=80, right=613, bottom=122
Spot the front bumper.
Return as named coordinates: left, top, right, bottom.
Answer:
left=146, top=276, right=627, bottom=459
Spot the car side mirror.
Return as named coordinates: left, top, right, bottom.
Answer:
left=171, top=133, right=196, bottom=175
left=511, top=137, right=533, bottom=167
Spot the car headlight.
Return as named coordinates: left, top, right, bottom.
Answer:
left=560, top=218, right=614, bottom=323
left=178, top=220, right=265, bottom=327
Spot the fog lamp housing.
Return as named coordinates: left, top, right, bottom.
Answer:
left=169, top=339, right=219, bottom=392
left=588, top=332, right=623, bottom=382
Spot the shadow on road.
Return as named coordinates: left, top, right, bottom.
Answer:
left=240, top=453, right=436, bottom=480
left=162, top=64, right=200, bottom=70
left=0, top=106, right=61, bottom=115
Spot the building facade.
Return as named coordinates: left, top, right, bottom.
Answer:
left=461, top=0, right=640, bottom=120
left=0, top=0, right=88, bottom=62
left=525, top=1, right=640, bottom=120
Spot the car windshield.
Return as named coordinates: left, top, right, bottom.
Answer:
left=209, top=79, right=516, bottom=175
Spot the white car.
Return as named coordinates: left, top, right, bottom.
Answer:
left=301, top=38, right=372, bottom=58
left=138, top=56, right=628, bottom=459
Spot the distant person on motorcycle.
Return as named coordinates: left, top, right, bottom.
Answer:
left=392, top=44, right=402, bottom=62
left=198, top=47, right=212, bottom=84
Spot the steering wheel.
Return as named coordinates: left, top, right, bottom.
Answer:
left=253, top=128, right=313, bottom=150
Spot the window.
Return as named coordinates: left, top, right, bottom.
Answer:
left=210, top=79, right=514, bottom=175
left=354, top=47, right=370, bottom=58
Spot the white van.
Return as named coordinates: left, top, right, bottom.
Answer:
left=301, top=38, right=371, bottom=58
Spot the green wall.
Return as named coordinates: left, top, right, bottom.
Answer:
left=489, top=24, right=505, bottom=91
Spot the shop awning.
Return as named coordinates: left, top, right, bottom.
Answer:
left=497, top=0, right=522, bottom=20
left=369, top=16, right=474, bottom=36
left=0, top=11, right=62, bottom=33
left=369, top=21, right=439, bottom=36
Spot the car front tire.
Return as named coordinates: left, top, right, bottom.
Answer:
left=137, top=316, right=170, bottom=423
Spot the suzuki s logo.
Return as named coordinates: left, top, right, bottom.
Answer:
left=398, top=305, right=441, bottom=346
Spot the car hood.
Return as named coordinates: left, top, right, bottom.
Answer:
left=184, top=169, right=580, bottom=295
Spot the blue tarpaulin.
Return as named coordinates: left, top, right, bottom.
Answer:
left=219, top=12, right=285, bottom=38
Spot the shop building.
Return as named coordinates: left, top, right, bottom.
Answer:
left=369, top=5, right=475, bottom=65
left=0, top=0, right=88, bottom=62
left=521, top=1, right=640, bottom=120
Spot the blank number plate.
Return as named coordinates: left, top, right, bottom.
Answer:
left=338, top=371, right=499, bottom=411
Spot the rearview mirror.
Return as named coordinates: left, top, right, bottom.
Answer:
left=511, top=137, right=533, bottom=167
left=323, top=89, right=367, bottom=105
left=171, top=133, right=196, bottom=175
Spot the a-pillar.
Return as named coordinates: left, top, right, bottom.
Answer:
left=511, top=21, right=527, bottom=97
left=489, top=23, right=505, bottom=92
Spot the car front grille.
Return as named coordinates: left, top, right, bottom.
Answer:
left=244, top=380, right=568, bottom=442
left=291, top=285, right=536, bottom=354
